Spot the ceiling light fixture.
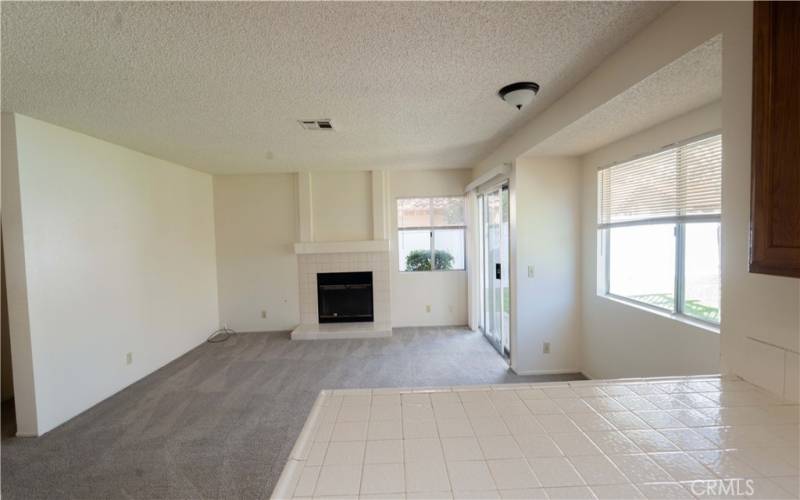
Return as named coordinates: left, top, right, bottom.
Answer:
left=498, top=82, right=540, bottom=110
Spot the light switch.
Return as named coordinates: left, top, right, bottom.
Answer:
left=528, top=265, right=535, bottom=278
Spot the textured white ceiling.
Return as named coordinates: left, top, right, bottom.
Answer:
left=1, top=1, right=670, bottom=174
left=528, top=35, right=722, bottom=157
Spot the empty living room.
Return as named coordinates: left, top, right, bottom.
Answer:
left=1, top=1, right=799, bottom=499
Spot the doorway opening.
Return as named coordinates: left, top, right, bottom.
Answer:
left=478, top=183, right=511, bottom=359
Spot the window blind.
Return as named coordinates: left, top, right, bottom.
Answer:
left=598, top=134, right=721, bottom=228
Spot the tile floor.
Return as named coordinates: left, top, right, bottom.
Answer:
left=272, top=376, right=799, bottom=500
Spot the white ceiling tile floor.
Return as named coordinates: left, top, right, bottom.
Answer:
left=271, top=376, right=799, bottom=499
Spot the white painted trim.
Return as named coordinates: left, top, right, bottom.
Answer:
left=508, top=167, right=518, bottom=372
left=293, top=239, right=390, bottom=255
left=464, top=163, right=511, bottom=193
left=371, top=170, right=388, bottom=240
left=297, top=172, right=313, bottom=242
left=510, top=366, right=583, bottom=376
left=465, top=190, right=480, bottom=331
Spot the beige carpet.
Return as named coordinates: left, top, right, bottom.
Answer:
left=1, top=327, right=583, bottom=499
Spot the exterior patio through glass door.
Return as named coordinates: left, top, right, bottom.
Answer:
left=478, top=184, right=510, bottom=358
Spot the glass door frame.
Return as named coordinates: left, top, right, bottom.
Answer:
left=477, top=181, right=511, bottom=359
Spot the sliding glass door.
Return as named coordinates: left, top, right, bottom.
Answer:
left=478, top=184, right=510, bottom=358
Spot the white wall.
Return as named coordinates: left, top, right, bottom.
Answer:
left=213, top=168, right=469, bottom=330
left=718, top=3, right=799, bottom=402
left=511, top=157, right=582, bottom=374
left=212, top=168, right=469, bottom=329
left=213, top=174, right=300, bottom=332
left=312, top=171, right=372, bottom=242
left=2, top=113, right=219, bottom=435
left=472, top=2, right=799, bottom=399
left=580, top=103, right=722, bottom=379
left=389, top=169, right=471, bottom=327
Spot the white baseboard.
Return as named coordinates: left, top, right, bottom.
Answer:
left=510, top=366, right=583, bottom=376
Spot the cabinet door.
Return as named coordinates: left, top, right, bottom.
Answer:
left=750, top=1, right=800, bottom=278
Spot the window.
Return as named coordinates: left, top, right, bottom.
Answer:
left=398, top=197, right=466, bottom=272
left=598, top=134, right=722, bottom=325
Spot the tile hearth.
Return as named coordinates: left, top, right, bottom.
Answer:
left=291, top=322, right=392, bottom=340
left=272, top=376, right=799, bottom=499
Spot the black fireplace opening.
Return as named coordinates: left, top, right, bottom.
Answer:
left=317, top=272, right=374, bottom=323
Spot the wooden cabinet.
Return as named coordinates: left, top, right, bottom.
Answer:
left=750, top=1, right=800, bottom=278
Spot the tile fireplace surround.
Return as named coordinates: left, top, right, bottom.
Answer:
left=292, top=251, right=391, bottom=339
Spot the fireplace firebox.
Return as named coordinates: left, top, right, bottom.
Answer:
left=317, top=272, right=374, bottom=323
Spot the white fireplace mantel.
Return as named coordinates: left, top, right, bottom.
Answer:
left=291, top=170, right=392, bottom=339
left=293, top=239, right=390, bottom=255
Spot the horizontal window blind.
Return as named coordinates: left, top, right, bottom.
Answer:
left=598, top=134, right=721, bottom=228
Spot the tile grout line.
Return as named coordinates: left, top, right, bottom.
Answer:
left=277, top=376, right=797, bottom=499
left=356, top=389, right=371, bottom=498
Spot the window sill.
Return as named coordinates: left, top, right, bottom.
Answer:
left=599, top=294, right=720, bottom=334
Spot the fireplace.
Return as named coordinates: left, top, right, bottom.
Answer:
left=317, top=272, right=374, bottom=323
left=292, top=252, right=390, bottom=339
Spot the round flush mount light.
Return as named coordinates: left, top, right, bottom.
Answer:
left=498, top=82, right=540, bottom=110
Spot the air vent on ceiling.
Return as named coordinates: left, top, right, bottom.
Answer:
left=299, top=119, right=334, bottom=130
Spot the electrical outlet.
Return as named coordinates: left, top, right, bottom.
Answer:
left=126, top=352, right=133, bottom=365
left=425, top=305, right=432, bottom=313
left=261, top=310, right=267, bottom=319
left=542, top=342, right=550, bottom=354
left=528, top=265, right=535, bottom=278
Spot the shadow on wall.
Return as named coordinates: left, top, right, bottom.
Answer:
left=2, top=225, right=14, bottom=402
